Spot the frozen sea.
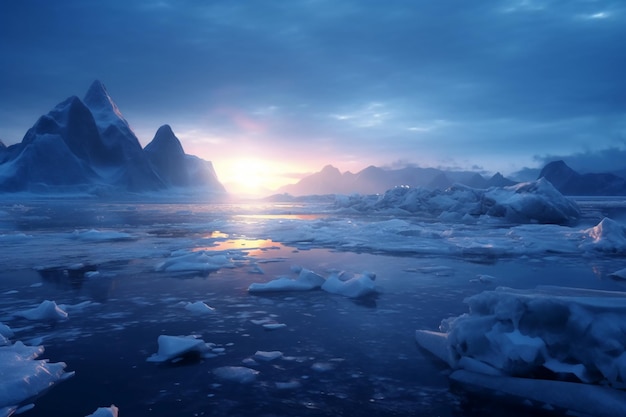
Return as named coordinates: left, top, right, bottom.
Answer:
left=2, top=198, right=626, bottom=416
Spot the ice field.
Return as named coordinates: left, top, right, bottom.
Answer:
left=2, top=190, right=626, bottom=416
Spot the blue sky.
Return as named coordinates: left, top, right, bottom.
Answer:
left=1, top=0, right=625, bottom=192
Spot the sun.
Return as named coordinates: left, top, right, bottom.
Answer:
left=218, top=158, right=278, bottom=197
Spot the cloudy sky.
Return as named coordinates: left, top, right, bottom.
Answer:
left=1, top=0, right=625, bottom=194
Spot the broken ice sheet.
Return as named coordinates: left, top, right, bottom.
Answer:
left=416, top=285, right=626, bottom=416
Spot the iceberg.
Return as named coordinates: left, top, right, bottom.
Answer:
left=416, top=286, right=626, bottom=416
left=146, top=335, right=210, bottom=363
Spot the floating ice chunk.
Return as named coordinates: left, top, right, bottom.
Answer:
left=0, top=341, right=74, bottom=411
left=450, top=369, right=626, bottom=417
left=254, top=350, right=283, bottom=362
left=275, top=380, right=301, bottom=390
left=155, top=251, right=234, bottom=273
left=213, top=366, right=259, bottom=383
left=414, top=330, right=454, bottom=367
left=263, top=323, right=287, bottom=330
left=146, top=335, right=210, bottom=363
left=417, top=285, right=626, bottom=392
left=321, top=271, right=377, bottom=298
left=311, top=362, right=335, bottom=372
left=183, top=301, right=216, bottom=314
left=248, top=268, right=325, bottom=293
left=581, top=218, right=626, bottom=253
left=59, top=301, right=98, bottom=313
left=85, top=404, right=119, bottom=417
left=470, top=274, right=495, bottom=284
left=15, top=300, right=68, bottom=322
left=72, top=229, right=134, bottom=242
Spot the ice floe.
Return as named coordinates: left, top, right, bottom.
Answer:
left=155, top=250, right=235, bottom=273
left=321, top=271, right=377, bottom=298
left=334, top=179, right=581, bottom=225
left=248, top=268, right=325, bottom=293
left=15, top=300, right=69, bottom=322
left=182, top=301, right=216, bottom=314
left=0, top=340, right=74, bottom=413
left=248, top=267, right=377, bottom=298
left=416, top=285, right=626, bottom=416
left=253, top=350, right=283, bottom=362
left=580, top=217, right=626, bottom=253
left=146, top=335, right=211, bottom=363
left=85, top=404, right=119, bottom=417
left=72, top=229, right=134, bottom=242
left=212, top=366, right=259, bottom=383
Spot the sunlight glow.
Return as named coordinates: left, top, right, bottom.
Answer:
left=215, top=157, right=305, bottom=197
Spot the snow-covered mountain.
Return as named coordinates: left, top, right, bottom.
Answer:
left=0, top=81, right=225, bottom=195
left=145, top=124, right=224, bottom=190
left=539, top=160, right=626, bottom=196
left=278, top=165, right=516, bottom=196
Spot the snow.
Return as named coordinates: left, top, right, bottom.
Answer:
left=416, top=285, right=626, bottom=416
left=146, top=335, right=210, bottom=363
left=212, top=366, right=259, bottom=383
left=334, top=179, right=581, bottom=225
left=15, top=300, right=69, bottom=322
left=0, top=340, right=74, bottom=412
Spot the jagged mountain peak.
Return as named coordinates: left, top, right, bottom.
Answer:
left=83, top=80, right=126, bottom=122
left=145, top=124, right=185, bottom=156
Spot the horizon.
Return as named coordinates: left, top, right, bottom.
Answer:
left=1, top=1, right=625, bottom=197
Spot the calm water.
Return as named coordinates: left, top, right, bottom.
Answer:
left=0, top=201, right=624, bottom=416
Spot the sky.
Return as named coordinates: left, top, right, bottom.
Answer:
left=1, top=0, right=625, bottom=195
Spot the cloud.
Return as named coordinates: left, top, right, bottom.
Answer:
left=1, top=0, right=625, bottom=179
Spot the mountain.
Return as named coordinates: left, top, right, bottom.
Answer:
left=145, top=124, right=225, bottom=191
left=0, top=81, right=225, bottom=195
left=539, top=160, right=626, bottom=196
left=278, top=165, right=518, bottom=196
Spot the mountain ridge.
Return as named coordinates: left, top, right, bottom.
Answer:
left=0, top=81, right=225, bottom=196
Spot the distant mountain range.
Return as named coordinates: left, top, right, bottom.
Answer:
left=277, top=161, right=626, bottom=197
left=277, top=164, right=516, bottom=196
left=539, top=160, right=626, bottom=196
left=0, top=80, right=225, bottom=195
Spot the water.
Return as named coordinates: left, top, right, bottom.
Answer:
left=0, top=201, right=624, bottom=416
